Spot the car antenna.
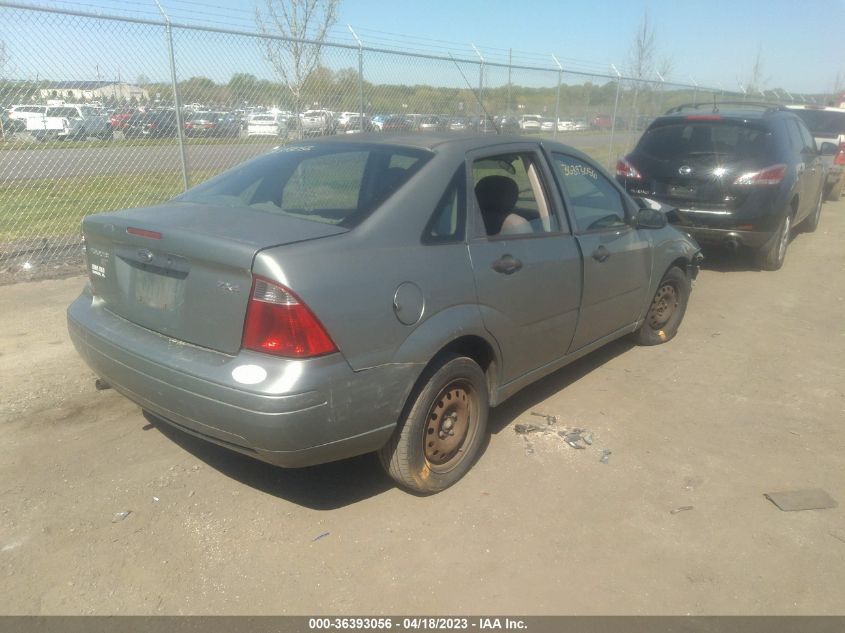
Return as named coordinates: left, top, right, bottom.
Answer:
left=448, top=52, right=501, bottom=134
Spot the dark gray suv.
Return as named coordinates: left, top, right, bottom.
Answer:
left=616, top=103, right=835, bottom=270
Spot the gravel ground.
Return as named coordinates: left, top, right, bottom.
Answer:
left=0, top=198, right=843, bottom=615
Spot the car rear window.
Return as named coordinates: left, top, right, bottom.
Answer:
left=789, top=109, right=845, bottom=137
left=638, top=121, right=773, bottom=161
left=46, top=107, right=79, bottom=118
left=175, top=144, right=431, bottom=228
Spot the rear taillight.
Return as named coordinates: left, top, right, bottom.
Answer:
left=686, top=115, right=722, bottom=121
left=242, top=277, right=337, bottom=358
left=733, top=164, right=787, bottom=186
left=835, top=143, right=845, bottom=166
left=616, top=157, right=642, bottom=180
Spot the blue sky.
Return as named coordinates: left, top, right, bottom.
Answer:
left=2, top=0, right=843, bottom=94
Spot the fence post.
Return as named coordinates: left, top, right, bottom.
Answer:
left=472, top=44, right=484, bottom=124
left=348, top=25, right=365, bottom=132
left=154, top=0, right=189, bottom=191
left=609, top=64, right=622, bottom=169
left=552, top=55, right=562, bottom=140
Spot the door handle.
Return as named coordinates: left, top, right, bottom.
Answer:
left=491, top=254, right=523, bottom=275
left=592, top=245, right=610, bottom=263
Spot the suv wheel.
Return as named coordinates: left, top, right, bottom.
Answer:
left=756, top=213, right=791, bottom=271
left=379, top=354, right=488, bottom=494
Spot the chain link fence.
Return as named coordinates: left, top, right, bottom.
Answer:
left=0, top=1, right=800, bottom=278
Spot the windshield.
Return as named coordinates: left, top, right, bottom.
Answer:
left=175, top=144, right=431, bottom=228
left=790, top=109, right=845, bottom=137
left=638, top=121, right=773, bottom=161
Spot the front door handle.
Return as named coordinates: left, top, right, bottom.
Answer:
left=491, top=254, right=523, bottom=275
left=592, top=245, right=610, bottom=263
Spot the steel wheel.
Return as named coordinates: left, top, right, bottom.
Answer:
left=647, top=282, right=679, bottom=330
left=423, top=380, right=478, bottom=473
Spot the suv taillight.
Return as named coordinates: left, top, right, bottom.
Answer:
left=835, top=143, right=845, bottom=166
left=616, top=157, right=642, bottom=180
left=242, top=277, right=337, bottom=358
left=733, top=164, right=787, bottom=186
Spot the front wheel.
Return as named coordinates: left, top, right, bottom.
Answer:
left=379, top=355, right=488, bottom=494
left=633, top=266, right=690, bottom=346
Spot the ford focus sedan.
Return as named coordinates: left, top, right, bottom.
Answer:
left=68, top=135, right=701, bottom=493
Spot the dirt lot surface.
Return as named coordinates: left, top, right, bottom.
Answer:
left=1, top=200, right=844, bottom=615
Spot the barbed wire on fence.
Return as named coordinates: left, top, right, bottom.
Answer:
left=0, top=0, right=834, bottom=276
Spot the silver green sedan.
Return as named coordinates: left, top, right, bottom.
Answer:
left=68, top=135, right=701, bottom=494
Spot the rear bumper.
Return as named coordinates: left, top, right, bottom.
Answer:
left=673, top=225, right=771, bottom=249
left=67, top=293, right=417, bottom=467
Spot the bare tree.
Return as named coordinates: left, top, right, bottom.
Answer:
left=255, top=0, right=340, bottom=131
left=747, top=47, right=768, bottom=96
left=627, top=10, right=657, bottom=128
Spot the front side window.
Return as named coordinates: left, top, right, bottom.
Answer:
left=552, top=154, right=628, bottom=232
left=471, top=152, right=558, bottom=237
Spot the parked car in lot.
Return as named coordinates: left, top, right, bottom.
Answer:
left=300, top=109, right=335, bottom=136
left=123, top=110, right=179, bottom=139
left=69, top=134, right=701, bottom=493
left=591, top=114, right=613, bottom=130
left=786, top=105, right=845, bottom=200
left=447, top=117, right=468, bottom=132
left=418, top=115, right=443, bottom=132
left=370, top=115, right=387, bottom=131
left=381, top=115, right=415, bottom=132
left=616, top=102, right=832, bottom=270
left=28, top=105, right=113, bottom=141
left=335, top=115, right=373, bottom=134
left=496, top=115, right=520, bottom=134
left=184, top=111, right=241, bottom=138
left=247, top=113, right=285, bottom=137
left=540, top=118, right=556, bottom=133
left=109, top=107, right=137, bottom=130
left=7, top=104, right=48, bottom=127
left=519, top=114, right=542, bottom=132
left=1, top=111, right=26, bottom=137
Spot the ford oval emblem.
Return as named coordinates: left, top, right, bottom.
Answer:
left=678, top=165, right=694, bottom=176
left=137, top=249, right=154, bottom=263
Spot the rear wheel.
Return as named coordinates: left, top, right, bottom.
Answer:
left=633, top=266, right=690, bottom=346
left=379, top=355, right=488, bottom=494
left=756, top=212, right=791, bottom=271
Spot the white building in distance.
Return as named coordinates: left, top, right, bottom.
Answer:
left=38, top=81, right=149, bottom=102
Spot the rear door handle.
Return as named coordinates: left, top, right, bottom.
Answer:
left=491, top=254, right=523, bottom=275
left=592, top=245, right=610, bottom=263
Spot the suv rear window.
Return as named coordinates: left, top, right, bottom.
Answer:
left=638, top=121, right=773, bottom=161
left=46, top=107, right=79, bottom=118
left=176, top=144, right=431, bottom=228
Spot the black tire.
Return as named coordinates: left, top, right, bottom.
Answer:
left=379, top=354, right=488, bottom=494
left=802, top=185, right=823, bottom=233
left=633, top=266, right=690, bottom=346
left=755, top=212, right=792, bottom=271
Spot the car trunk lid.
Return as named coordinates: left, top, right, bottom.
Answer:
left=82, top=203, right=347, bottom=355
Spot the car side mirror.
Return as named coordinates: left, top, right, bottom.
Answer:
left=820, top=141, right=839, bottom=156
left=635, top=207, right=668, bottom=229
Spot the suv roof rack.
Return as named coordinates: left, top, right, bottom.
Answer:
left=664, top=101, right=787, bottom=115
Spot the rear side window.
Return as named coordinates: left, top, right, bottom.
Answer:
left=176, top=144, right=431, bottom=228
left=638, top=122, right=773, bottom=161
left=424, top=166, right=466, bottom=244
